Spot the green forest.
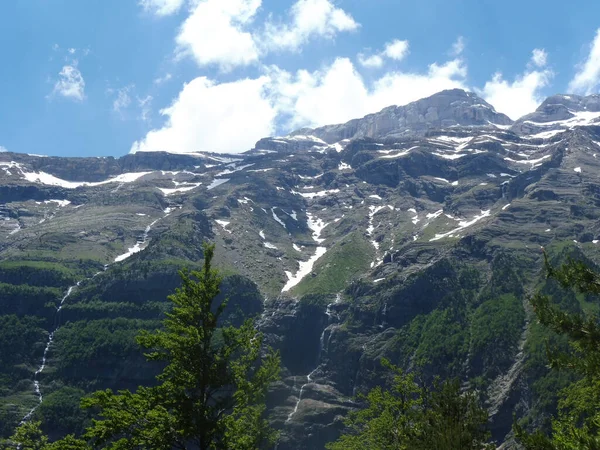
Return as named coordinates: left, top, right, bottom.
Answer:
left=2, top=245, right=600, bottom=449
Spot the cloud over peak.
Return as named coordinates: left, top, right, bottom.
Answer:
left=569, top=28, right=600, bottom=95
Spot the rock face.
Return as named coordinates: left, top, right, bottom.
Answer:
left=2, top=89, right=600, bottom=448
left=289, top=89, right=513, bottom=143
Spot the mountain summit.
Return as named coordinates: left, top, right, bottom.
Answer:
left=288, top=89, right=513, bottom=144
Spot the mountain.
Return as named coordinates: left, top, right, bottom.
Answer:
left=2, top=89, right=600, bottom=447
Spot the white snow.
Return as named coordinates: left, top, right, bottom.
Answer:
left=259, top=230, right=266, bottom=240
left=158, top=183, right=202, bottom=195
left=433, top=152, right=468, bottom=160
left=504, top=155, right=551, bottom=167
left=215, top=220, right=231, bottom=233
left=206, top=178, right=230, bottom=190
left=247, top=168, right=273, bottom=172
left=282, top=247, right=327, bottom=292
left=297, top=173, right=324, bottom=180
left=373, top=278, right=385, bottom=283
left=574, top=167, right=582, bottom=173
left=293, top=243, right=302, bottom=252
left=114, top=219, right=160, bottom=262
left=379, top=146, right=419, bottom=158
left=21, top=170, right=152, bottom=189
left=285, top=134, right=327, bottom=145
left=528, top=129, right=565, bottom=139
left=502, top=204, right=511, bottom=210
left=271, top=208, right=287, bottom=229
left=369, top=195, right=382, bottom=200
left=293, top=189, right=340, bottom=199
left=44, top=199, right=71, bottom=207
left=307, top=213, right=329, bottom=243
left=430, top=210, right=491, bottom=241
left=338, top=162, right=351, bottom=170
left=282, top=213, right=330, bottom=292
left=264, top=242, right=278, bottom=249
left=524, top=110, right=600, bottom=129
left=426, top=209, right=444, bottom=220
left=434, top=177, right=450, bottom=183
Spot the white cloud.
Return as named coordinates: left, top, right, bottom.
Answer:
left=175, top=0, right=261, bottom=72
left=0, top=146, right=7, bottom=152
left=263, top=0, right=359, bottom=52
left=357, top=39, right=409, bottom=69
left=531, top=48, right=547, bottom=68
left=451, top=36, right=465, bottom=56
left=132, top=54, right=468, bottom=155
left=139, top=0, right=185, bottom=16
left=131, top=76, right=276, bottom=154
left=51, top=61, right=85, bottom=101
left=357, top=53, right=384, bottom=69
left=569, top=29, right=600, bottom=95
left=154, top=73, right=172, bottom=85
left=479, top=51, right=552, bottom=120
left=270, top=57, right=467, bottom=129
left=113, top=86, right=133, bottom=113
left=138, top=95, right=153, bottom=122
left=383, top=39, right=409, bottom=60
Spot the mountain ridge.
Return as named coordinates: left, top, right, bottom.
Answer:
left=2, top=88, right=600, bottom=448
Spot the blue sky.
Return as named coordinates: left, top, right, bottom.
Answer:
left=1, top=0, right=600, bottom=157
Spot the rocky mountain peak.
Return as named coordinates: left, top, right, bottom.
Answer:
left=282, top=89, right=512, bottom=146
left=512, top=93, right=600, bottom=136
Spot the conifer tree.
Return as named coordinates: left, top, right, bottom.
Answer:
left=515, top=252, right=600, bottom=449
left=5, top=244, right=280, bottom=450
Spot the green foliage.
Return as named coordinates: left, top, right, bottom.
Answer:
left=515, top=253, right=600, bottom=449
left=0, top=261, right=77, bottom=288
left=52, top=318, right=160, bottom=378
left=0, top=283, right=61, bottom=317
left=327, top=359, right=494, bottom=450
left=64, top=243, right=280, bottom=449
left=36, top=387, right=89, bottom=438
left=470, top=294, right=525, bottom=379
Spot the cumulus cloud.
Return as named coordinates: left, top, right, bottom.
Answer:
left=139, top=0, right=185, bottom=16
left=357, top=53, right=384, bottom=69
left=175, top=0, right=261, bottom=72
left=479, top=50, right=552, bottom=119
left=358, top=39, right=409, bottom=69
left=50, top=61, right=85, bottom=101
left=271, top=57, right=466, bottom=129
left=131, top=77, right=276, bottom=154
left=383, top=40, right=409, bottom=60
left=569, top=28, right=600, bottom=95
left=132, top=54, right=467, bottom=154
left=263, top=0, right=359, bottom=52
left=0, top=146, right=7, bottom=152
left=172, top=0, right=358, bottom=71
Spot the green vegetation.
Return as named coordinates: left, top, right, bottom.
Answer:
left=294, top=231, right=373, bottom=295
left=327, top=359, right=494, bottom=450
left=515, top=253, right=600, bottom=448
left=3, top=243, right=280, bottom=450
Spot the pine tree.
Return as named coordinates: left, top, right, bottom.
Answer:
left=7, top=244, right=280, bottom=450
left=326, top=359, right=493, bottom=450
left=515, top=252, right=600, bottom=449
